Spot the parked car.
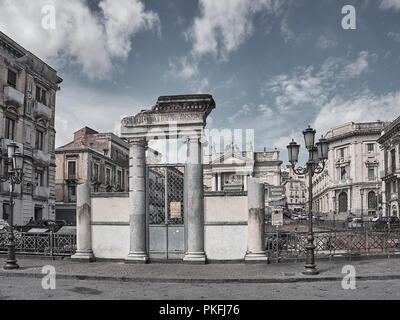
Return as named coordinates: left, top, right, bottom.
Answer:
left=373, top=216, right=400, bottom=231
left=349, top=218, right=363, bottom=229
left=20, top=220, right=66, bottom=233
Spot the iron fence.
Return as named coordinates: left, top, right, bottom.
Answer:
left=266, top=228, right=400, bottom=263
left=0, top=231, right=76, bottom=256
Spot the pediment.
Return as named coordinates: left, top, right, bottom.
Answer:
left=211, top=151, right=254, bottom=166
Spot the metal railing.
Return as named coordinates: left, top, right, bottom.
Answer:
left=266, top=228, right=400, bottom=263
left=0, top=231, right=76, bottom=256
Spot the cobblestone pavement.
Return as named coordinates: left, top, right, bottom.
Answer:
left=0, top=276, right=400, bottom=300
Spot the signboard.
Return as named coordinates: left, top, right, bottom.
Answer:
left=272, top=210, right=283, bottom=226
left=170, top=202, right=182, bottom=219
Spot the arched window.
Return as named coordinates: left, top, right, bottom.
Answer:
left=368, top=191, right=377, bottom=215
left=339, top=192, right=348, bottom=213
left=392, top=205, right=398, bottom=217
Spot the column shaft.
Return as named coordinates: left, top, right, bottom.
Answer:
left=245, top=178, right=268, bottom=263
left=184, top=136, right=206, bottom=263
left=71, top=181, right=95, bottom=262
left=125, top=139, right=148, bottom=263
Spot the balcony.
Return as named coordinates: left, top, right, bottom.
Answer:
left=33, top=186, right=50, bottom=200
left=33, top=101, right=52, bottom=121
left=381, top=166, right=400, bottom=180
left=333, top=178, right=353, bottom=186
left=32, top=149, right=51, bottom=167
left=3, top=85, right=24, bottom=108
left=1, top=182, right=21, bottom=194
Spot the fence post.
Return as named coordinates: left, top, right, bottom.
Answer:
left=49, top=231, right=54, bottom=257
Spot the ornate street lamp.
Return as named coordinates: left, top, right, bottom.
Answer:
left=287, top=126, right=328, bottom=275
left=1, top=143, right=24, bottom=270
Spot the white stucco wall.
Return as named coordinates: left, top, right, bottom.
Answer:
left=92, top=225, right=130, bottom=259
left=91, top=195, right=130, bottom=259
left=91, top=196, right=129, bottom=223
left=204, top=195, right=248, bottom=260
left=204, top=225, right=247, bottom=260
left=204, top=195, right=248, bottom=223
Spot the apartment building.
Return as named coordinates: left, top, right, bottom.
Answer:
left=311, top=121, right=388, bottom=218
left=378, top=116, right=400, bottom=217
left=55, top=127, right=130, bottom=224
left=281, top=165, right=307, bottom=212
left=0, top=31, right=62, bottom=225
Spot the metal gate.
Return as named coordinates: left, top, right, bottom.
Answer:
left=146, top=165, right=186, bottom=260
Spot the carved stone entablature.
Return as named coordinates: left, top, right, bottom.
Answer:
left=121, top=94, right=216, bottom=140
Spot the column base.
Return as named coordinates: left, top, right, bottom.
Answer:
left=125, top=252, right=149, bottom=264
left=71, top=251, right=95, bottom=263
left=245, top=252, right=269, bottom=264
left=183, top=252, right=207, bottom=264
left=302, top=264, right=319, bottom=275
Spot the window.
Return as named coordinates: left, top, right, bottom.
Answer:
left=340, top=167, right=347, bottom=180
left=339, top=192, right=348, bottom=213
left=368, top=191, right=377, bottom=212
left=34, top=207, right=43, bottom=221
left=106, top=168, right=111, bottom=185
left=2, top=203, right=10, bottom=224
left=68, top=186, right=77, bottom=202
left=391, top=149, right=396, bottom=173
left=36, top=171, right=44, bottom=187
left=93, top=163, right=99, bottom=182
left=7, top=69, right=17, bottom=88
left=117, top=170, right=122, bottom=189
left=4, top=117, right=15, bottom=140
left=68, top=161, right=76, bottom=179
left=368, top=167, right=375, bottom=180
left=337, top=147, right=345, bottom=159
left=36, top=86, right=47, bottom=106
left=36, top=130, right=44, bottom=151
left=367, top=143, right=375, bottom=154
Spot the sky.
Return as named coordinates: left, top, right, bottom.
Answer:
left=0, top=0, right=400, bottom=164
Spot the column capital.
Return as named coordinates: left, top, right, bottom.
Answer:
left=128, top=137, right=147, bottom=147
left=182, top=134, right=208, bottom=146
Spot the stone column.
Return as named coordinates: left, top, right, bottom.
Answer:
left=245, top=177, right=268, bottom=263
left=125, top=138, right=148, bottom=263
left=217, top=173, right=222, bottom=191
left=72, top=181, right=95, bottom=262
left=243, top=175, right=248, bottom=192
left=183, top=135, right=206, bottom=264
left=212, top=174, right=217, bottom=192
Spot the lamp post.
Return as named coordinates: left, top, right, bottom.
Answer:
left=360, top=189, right=364, bottom=228
left=332, top=195, right=336, bottom=230
left=287, top=126, right=328, bottom=275
left=1, top=143, right=24, bottom=270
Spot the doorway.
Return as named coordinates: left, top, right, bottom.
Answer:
left=146, top=165, right=186, bottom=260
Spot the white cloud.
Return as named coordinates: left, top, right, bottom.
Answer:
left=188, top=0, right=284, bottom=59
left=0, top=0, right=159, bottom=80
left=263, top=51, right=374, bottom=113
left=167, top=0, right=286, bottom=80
left=55, top=83, right=145, bottom=147
left=388, top=32, right=400, bottom=42
left=312, top=91, right=400, bottom=134
left=316, top=34, right=338, bottom=49
left=380, top=0, right=400, bottom=10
